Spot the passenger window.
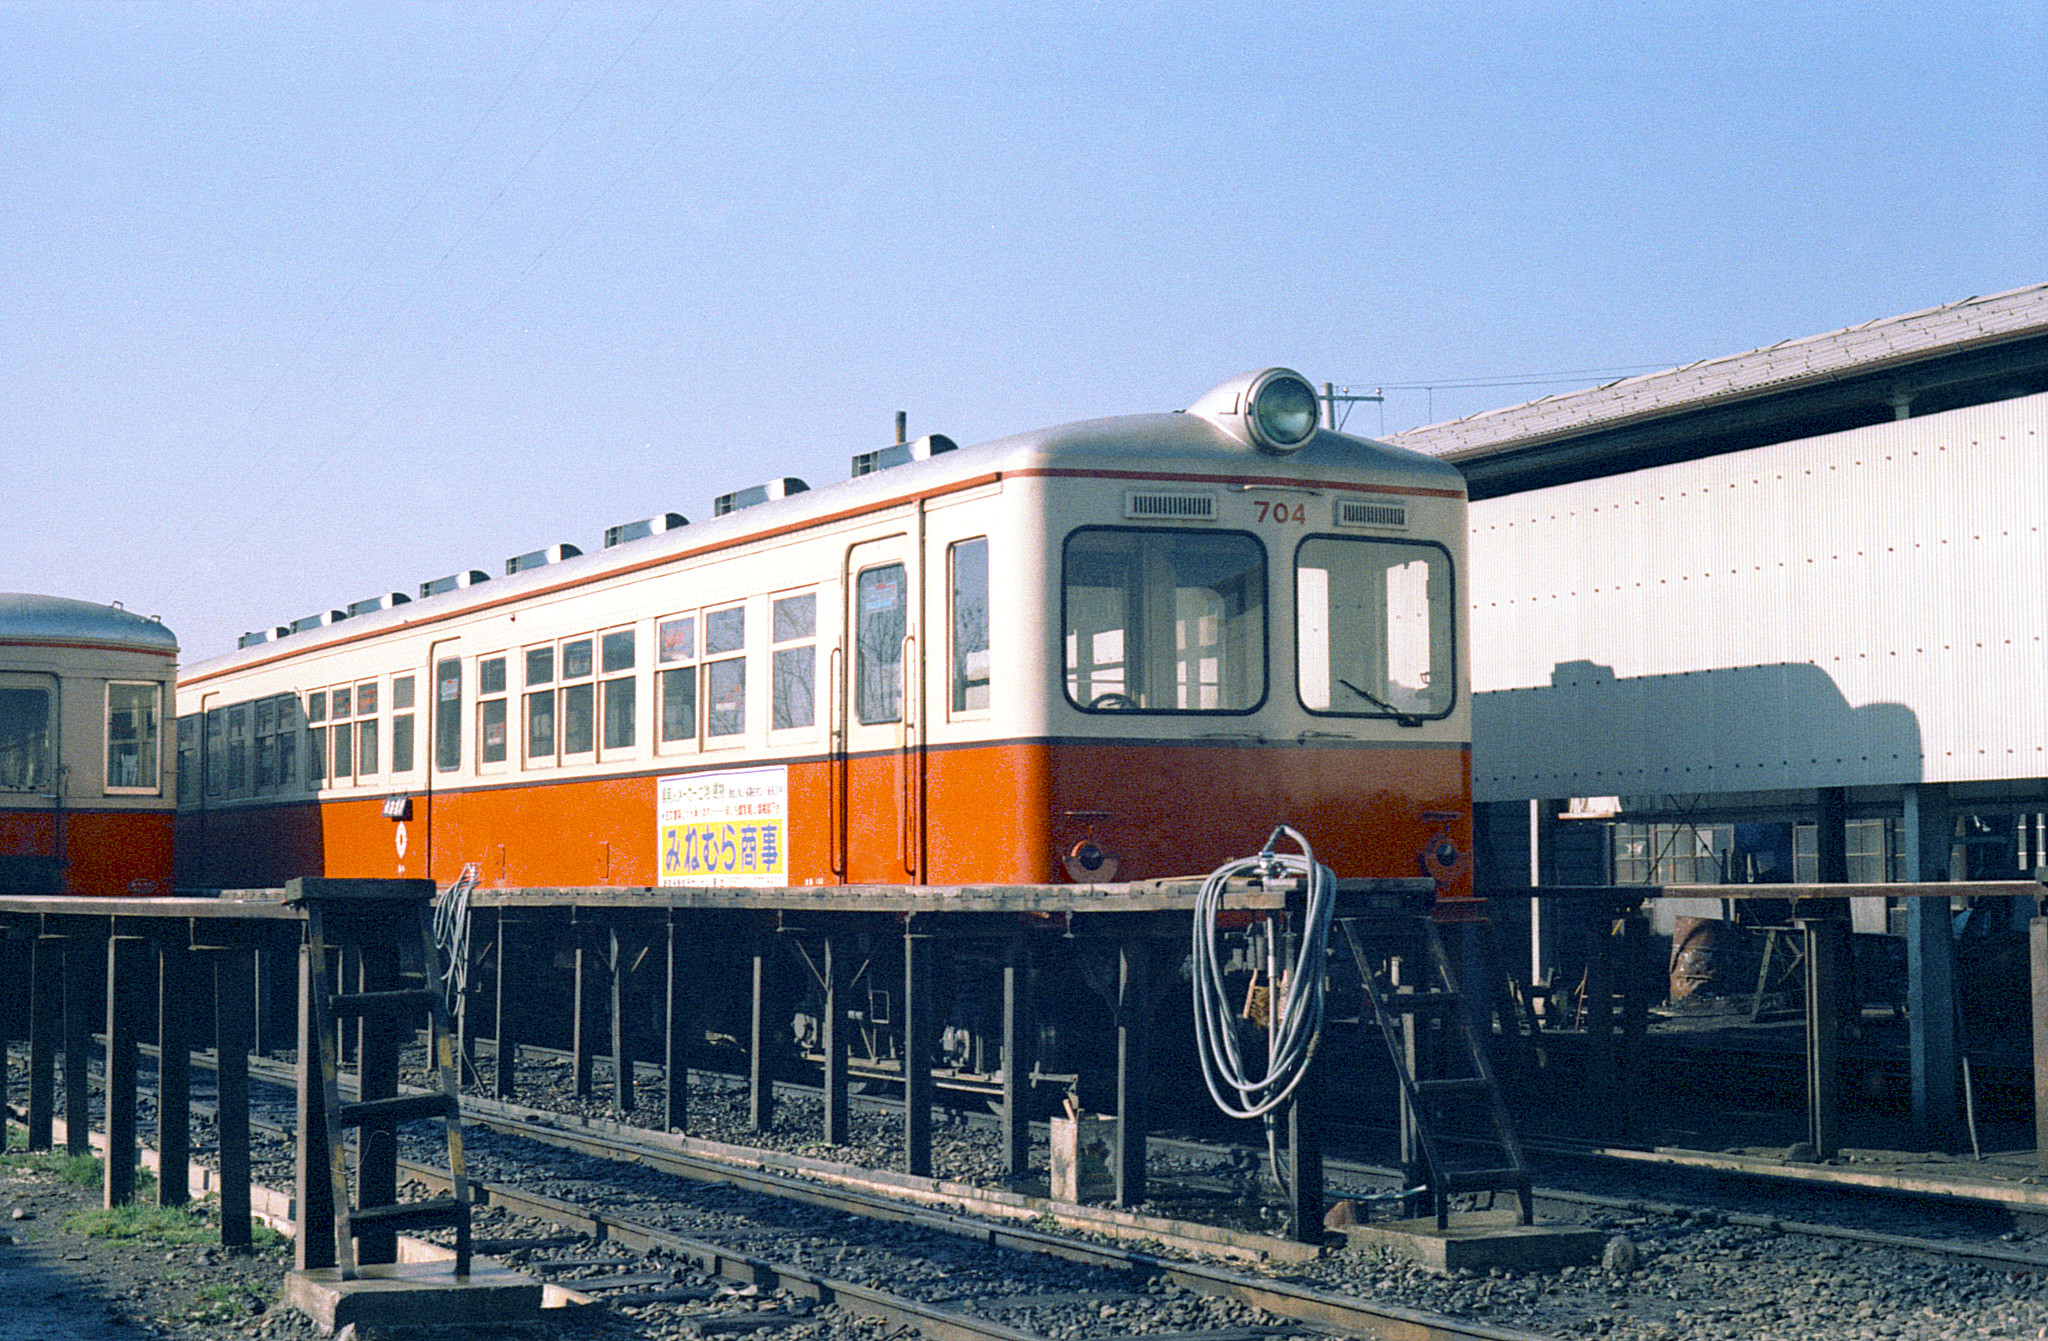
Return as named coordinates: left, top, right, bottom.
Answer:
left=771, top=593, right=815, bottom=731
left=1295, top=536, right=1455, bottom=720
left=225, top=704, right=250, bottom=793
left=176, top=716, right=197, bottom=804
left=0, top=686, right=51, bottom=792
left=524, top=644, right=556, bottom=764
left=1062, top=528, right=1265, bottom=713
left=601, top=629, right=635, bottom=752
left=254, top=696, right=277, bottom=792
left=855, top=565, right=906, bottom=725
left=355, top=680, right=379, bottom=777
left=950, top=538, right=990, bottom=713
left=389, top=676, right=415, bottom=774
left=562, top=638, right=594, bottom=757
left=478, top=656, right=508, bottom=766
left=105, top=681, right=162, bottom=794
left=658, top=615, right=697, bottom=748
left=276, top=696, right=301, bottom=786
left=705, top=605, right=746, bottom=739
left=434, top=658, right=462, bottom=772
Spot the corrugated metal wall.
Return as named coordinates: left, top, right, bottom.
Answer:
left=1469, top=391, right=2048, bottom=801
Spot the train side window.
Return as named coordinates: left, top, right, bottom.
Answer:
left=389, top=675, right=415, bottom=774
left=434, top=658, right=462, bottom=773
left=276, top=695, right=300, bottom=786
left=950, top=538, right=990, bottom=714
left=771, top=593, right=815, bottom=731
left=0, top=686, right=51, bottom=792
left=206, top=709, right=226, bottom=797
left=705, top=605, right=746, bottom=739
left=355, top=680, right=379, bottom=777
left=658, top=615, right=696, bottom=750
left=176, top=716, right=197, bottom=804
left=254, top=696, right=277, bottom=792
left=524, top=644, right=556, bottom=766
left=307, top=724, right=326, bottom=785
left=855, top=565, right=906, bottom=725
left=102, top=681, right=162, bottom=794
left=601, top=629, right=636, bottom=752
left=330, top=696, right=353, bottom=779
left=1294, top=536, right=1456, bottom=721
left=1062, top=528, right=1266, bottom=713
left=226, top=703, right=251, bottom=794
left=477, top=656, right=508, bottom=767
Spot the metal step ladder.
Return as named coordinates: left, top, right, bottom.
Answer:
left=1340, top=912, right=1532, bottom=1230
left=291, top=878, right=472, bottom=1279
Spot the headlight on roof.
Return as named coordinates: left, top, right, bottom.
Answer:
left=1248, top=370, right=1320, bottom=453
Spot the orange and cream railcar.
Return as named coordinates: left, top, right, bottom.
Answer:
left=1, top=593, right=178, bottom=898
left=174, top=369, right=1471, bottom=896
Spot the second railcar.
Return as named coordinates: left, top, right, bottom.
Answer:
left=176, top=369, right=1472, bottom=895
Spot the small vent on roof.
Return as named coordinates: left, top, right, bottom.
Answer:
left=604, top=512, right=689, bottom=548
left=1335, top=497, right=1408, bottom=529
left=238, top=630, right=270, bottom=649
left=420, top=570, right=491, bottom=600
left=714, top=477, right=809, bottom=516
left=1124, top=490, right=1217, bottom=521
left=852, top=434, right=956, bottom=477
left=346, top=592, right=412, bottom=618
left=505, top=544, right=582, bottom=576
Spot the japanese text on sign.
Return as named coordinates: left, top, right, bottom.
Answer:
left=657, top=765, right=788, bottom=887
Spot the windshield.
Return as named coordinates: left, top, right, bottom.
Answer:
left=1296, top=536, right=1455, bottom=721
left=1063, top=528, right=1265, bottom=713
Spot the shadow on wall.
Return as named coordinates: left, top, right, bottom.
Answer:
left=1475, top=660, right=1925, bottom=796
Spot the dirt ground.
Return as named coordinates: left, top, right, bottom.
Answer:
left=0, top=1156, right=315, bottom=1340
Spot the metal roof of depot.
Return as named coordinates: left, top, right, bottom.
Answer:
left=1386, top=281, right=2048, bottom=462
left=0, top=592, right=179, bottom=655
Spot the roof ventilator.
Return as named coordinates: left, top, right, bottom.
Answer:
left=852, top=434, right=956, bottom=477
left=604, top=513, right=689, bottom=548
left=505, top=544, right=582, bottom=576
left=714, top=477, right=809, bottom=516
left=419, top=570, right=490, bottom=600
left=346, top=592, right=412, bottom=617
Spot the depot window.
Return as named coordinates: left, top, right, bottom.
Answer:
left=1295, top=536, right=1455, bottom=721
left=1062, top=527, right=1266, bottom=713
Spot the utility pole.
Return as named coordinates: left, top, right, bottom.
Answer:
left=1321, top=382, right=1385, bottom=431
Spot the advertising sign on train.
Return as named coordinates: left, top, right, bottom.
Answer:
left=657, top=765, right=788, bottom=886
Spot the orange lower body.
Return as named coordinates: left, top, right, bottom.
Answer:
left=178, top=739, right=1473, bottom=898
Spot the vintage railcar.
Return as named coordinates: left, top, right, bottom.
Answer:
left=175, top=369, right=1471, bottom=896
left=1, top=593, right=177, bottom=897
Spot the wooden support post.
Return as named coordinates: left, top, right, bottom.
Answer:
left=104, top=934, right=146, bottom=1207
left=1001, top=935, right=1030, bottom=1178
left=29, top=933, right=60, bottom=1151
left=156, top=932, right=192, bottom=1207
left=494, top=913, right=519, bottom=1100
left=1907, top=893, right=1960, bottom=1148
left=1618, top=906, right=1650, bottom=1140
left=903, top=930, right=933, bottom=1178
left=355, top=938, right=402, bottom=1266
left=573, top=924, right=599, bottom=1099
left=664, top=916, right=691, bottom=1134
left=749, top=935, right=774, bottom=1131
left=254, top=938, right=288, bottom=1057
left=610, top=925, right=635, bottom=1116
left=1801, top=916, right=1847, bottom=1159
left=822, top=934, right=849, bottom=1146
left=1115, top=938, right=1151, bottom=1208
left=63, top=932, right=94, bottom=1157
left=1285, top=1030, right=1324, bottom=1243
left=212, top=946, right=255, bottom=1252
left=1582, top=911, right=1618, bottom=1135
left=294, top=942, right=336, bottom=1272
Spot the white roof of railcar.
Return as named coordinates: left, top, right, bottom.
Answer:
left=1387, top=281, right=2048, bottom=462
left=0, top=592, right=179, bottom=655
left=182, top=394, right=1460, bottom=685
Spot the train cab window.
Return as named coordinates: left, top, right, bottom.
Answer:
left=103, top=682, right=162, bottom=794
left=434, top=658, right=462, bottom=773
left=1062, top=528, right=1265, bottom=713
left=658, top=616, right=696, bottom=749
left=705, top=605, right=746, bottom=739
left=355, top=680, right=379, bottom=776
left=601, top=629, right=635, bottom=751
left=771, top=593, right=815, bottom=731
left=1295, top=536, right=1455, bottom=721
left=855, top=566, right=906, bottom=724
left=0, top=686, right=50, bottom=792
left=390, top=675, right=415, bottom=773
left=950, top=538, right=990, bottom=713
left=477, top=656, right=508, bottom=766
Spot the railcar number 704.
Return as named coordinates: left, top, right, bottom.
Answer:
left=1251, top=499, right=1308, bottom=524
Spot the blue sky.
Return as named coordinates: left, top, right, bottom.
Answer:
left=4, top=1, right=2042, bottom=662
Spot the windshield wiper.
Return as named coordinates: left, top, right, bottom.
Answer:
left=1338, top=678, right=1425, bottom=728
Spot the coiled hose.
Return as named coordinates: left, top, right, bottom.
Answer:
left=432, top=862, right=479, bottom=1009
left=1190, top=825, right=1337, bottom=1121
